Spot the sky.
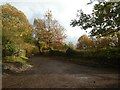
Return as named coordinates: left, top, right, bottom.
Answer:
left=0, top=0, right=97, bottom=45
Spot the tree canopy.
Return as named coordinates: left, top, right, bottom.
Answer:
left=77, top=35, right=94, bottom=49
left=1, top=4, right=34, bottom=57
left=33, top=10, right=66, bottom=51
left=70, top=2, right=120, bottom=36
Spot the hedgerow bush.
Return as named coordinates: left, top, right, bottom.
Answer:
left=65, top=47, right=120, bottom=68
left=66, top=48, right=77, bottom=57
left=47, top=49, right=66, bottom=56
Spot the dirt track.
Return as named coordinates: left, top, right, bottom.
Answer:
left=2, top=56, right=120, bottom=88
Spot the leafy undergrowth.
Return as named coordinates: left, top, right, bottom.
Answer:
left=3, top=56, right=29, bottom=63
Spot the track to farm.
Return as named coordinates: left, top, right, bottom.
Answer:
left=2, top=56, right=120, bottom=88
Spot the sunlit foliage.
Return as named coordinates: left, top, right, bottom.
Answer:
left=77, top=35, right=94, bottom=49
left=1, top=4, right=34, bottom=57
left=33, top=10, right=66, bottom=52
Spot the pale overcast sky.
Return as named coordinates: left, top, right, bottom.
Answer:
left=0, top=0, right=98, bottom=45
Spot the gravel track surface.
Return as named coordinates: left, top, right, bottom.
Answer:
left=2, top=56, right=120, bottom=88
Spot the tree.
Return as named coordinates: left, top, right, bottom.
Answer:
left=70, top=2, right=120, bottom=36
left=96, top=37, right=111, bottom=48
left=68, top=42, right=75, bottom=49
left=50, top=19, right=66, bottom=49
left=77, top=35, right=94, bottom=49
left=1, top=4, right=33, bottom=57
left=33, top=18, right=47, bottom=52
left=44, top=10, right=66, bottom=49
left=34, top=10, right=66, bottom=51
left=87, top=0, right=105, bottom=5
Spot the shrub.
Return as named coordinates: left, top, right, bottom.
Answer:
left=66, top=48, right=77, bottom=57
left=65, top=48, right=120, bottom=68
left=46, top=49, right=65, bottom=56
left=21, top=43, right=38, bottom=57
left=2, top=40, right=16, bottom=57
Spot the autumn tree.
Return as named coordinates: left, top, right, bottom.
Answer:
left=95, top=37, right=111, bottom=48
left=34, top=10, right=66, bottom=52
left=77, top=35, right=94, bottom=49
left=50, top=20, right=66, bottom=49
left=44, top=10, right=66, bottom=49
left=67, top=42, right=75, bottom=49
left=94, top=35, right=119, bottom=48
left=1, top=4, right=34, bottom=57
left=33, top=18, right=49, bottom=52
